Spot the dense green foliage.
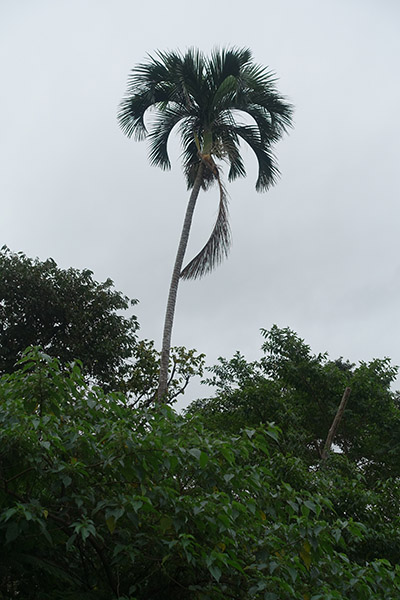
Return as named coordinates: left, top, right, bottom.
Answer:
left=0, top=248, right=204, bottom=404
left=0, top=247, right=138, bottom=391
left=190, top=326, right=400, bottom=478
left=1, top=346, right=400, bottom=599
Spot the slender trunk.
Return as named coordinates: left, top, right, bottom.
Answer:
left=157, top=163, right=204, bottom=402
left=321, top=387, right=351, bottom=461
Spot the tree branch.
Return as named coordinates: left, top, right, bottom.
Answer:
left=322, top=387, right=351, bottom=461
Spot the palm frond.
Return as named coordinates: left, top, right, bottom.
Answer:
left=117, top=51, right=186, bottom=140
left=208, top=47, right=252, bottom=87
left=211, top=124, right=246, bottom=181
left=180, top=174, right=231, bottom=280
left=236, top=125, right=280, bottom=191
left=210, top=75, right=238, bottom=113
left=179, top=48, right=207, bottom=107
left=148, top=106, right=187, bottom=169
left=117, top=94, right=150, bottom=140
left=118, top=81, right=171, bottom=140
left=179, top=123, right=216, bottom=190
left=225, top=139, right=247, bottom=181
left=249, top=92, right=293, bottom=136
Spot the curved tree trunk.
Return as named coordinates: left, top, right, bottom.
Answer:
left=157, top=163, right=204, bottom=402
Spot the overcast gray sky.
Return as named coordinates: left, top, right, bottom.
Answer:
left=1, top=0, right=400, bottom=405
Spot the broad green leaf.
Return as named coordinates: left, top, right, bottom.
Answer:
left=132, top=500, right=143, bottom=512
left=199, top=451, right=209, bottom=468
left=188, top=447, right=201, bottom=460
left=6, top=522, right=19, bottom=543
left=209, top=564, right=222, bottom=582
left=106, top=516, right=116, bottom=534
left=160, top=516, right=173, bottom=532
left=300, top=540, right=312, bottom=571
left=304, top=500, right=317, bottom=514
left=221, top=446, right=234, bottom=464
left=265, top=427, right=279, bottom=442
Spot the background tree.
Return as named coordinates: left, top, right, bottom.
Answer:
left=0, top=247, right=204, bottom=402
left=118, top=47, right=293, bottom=400
left=0, top=246, right=138, bottom=390
left=189, top=325, right=400, bottom=477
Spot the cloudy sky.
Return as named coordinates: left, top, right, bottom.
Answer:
left=1, top=0, right=400, bottom=405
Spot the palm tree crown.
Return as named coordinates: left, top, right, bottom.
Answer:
left=118, top=48, right=293, bottom=401
left=118, top=47, right=293, bottom=279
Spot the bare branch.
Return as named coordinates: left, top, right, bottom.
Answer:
left=322, top=387, right=351, bottom=461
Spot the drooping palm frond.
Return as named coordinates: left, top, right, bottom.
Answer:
left=180, top=171, right=231, bottom=280
left=235, top=125, right=280, bottom=191
left=147, top=106, right=188, bottom=169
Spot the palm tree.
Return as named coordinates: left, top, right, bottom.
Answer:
left=118, top=47, right=293, bottom=401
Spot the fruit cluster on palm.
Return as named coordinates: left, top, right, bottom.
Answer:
left=118, top=47, right=293, bottom=400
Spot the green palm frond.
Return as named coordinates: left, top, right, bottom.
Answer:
left=180, top=174, right=231, bottom=280
left=148, top=107, right=187, bottom=170
left=211, top=125, right=246, bottom=181
left=225, top=141, right=247, bottom=181
left=118, top=79, right=171, bottom=140
left=236, top=125, right=280, bottom=190
left=179, top=48, right=207, bottom=106
left=207, top=47, right=252, bottom=89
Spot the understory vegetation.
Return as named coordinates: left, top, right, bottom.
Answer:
left=1, top=327, right=400, bottom=598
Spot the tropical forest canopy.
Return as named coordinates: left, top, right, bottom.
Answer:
left=1, top=249, right=400, bottom=599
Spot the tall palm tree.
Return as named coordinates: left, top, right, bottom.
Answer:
left=118, top=47, right=293, bottom=401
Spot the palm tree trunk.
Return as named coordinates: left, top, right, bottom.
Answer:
left=157, top=163, right=204, bottom=401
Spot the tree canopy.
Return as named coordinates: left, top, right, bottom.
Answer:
left=190, top=325, right=400, bottom=479
left=0, top=247, right=139, bottom=391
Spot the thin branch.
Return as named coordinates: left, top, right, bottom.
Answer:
left=167, top=358, right=177, bottom=387
left=322, top=387, right=351, bottom=461
left=5, top=467, right=35, bottom=485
